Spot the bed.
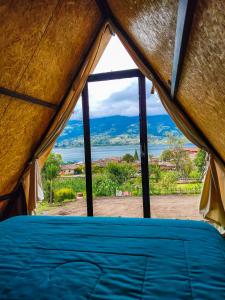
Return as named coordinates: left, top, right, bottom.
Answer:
left=0, top=216, right=225, bottom=299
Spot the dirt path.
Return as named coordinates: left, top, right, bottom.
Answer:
left=40, top=195, right=203, bottom=220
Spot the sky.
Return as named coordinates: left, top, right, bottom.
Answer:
left=71, top=35, right=167, bottom=120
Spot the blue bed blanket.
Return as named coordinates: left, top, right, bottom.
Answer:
left=0, top=216, right=225, bottom=299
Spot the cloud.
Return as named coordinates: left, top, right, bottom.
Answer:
left=71, top=79, right=167, bottom=120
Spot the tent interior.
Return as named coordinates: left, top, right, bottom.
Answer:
left=0, top=0, right=225, bottom=299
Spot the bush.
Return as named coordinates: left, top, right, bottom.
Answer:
left=54, top=188, right=76, bottom=203
left=194, top=149, right=207, bottom=176
left=74, top=166, right=83, bottom=174
left=106, top=162, right=136, bottom=185
left=189, top=170, right=201, bottom=180
left=93, top=175, right=118, bottom=197
left=122, top=153, right=135, bottom=163
left=53, top=178, right=86, bottom=194
left=160, top=171, right=179, bottom=189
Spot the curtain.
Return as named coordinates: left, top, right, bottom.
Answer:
left=0, top=184, right=27, bottom=221
left=111, top=22, right=225, bottom=232
left=19, top=22, right=112, bottom=215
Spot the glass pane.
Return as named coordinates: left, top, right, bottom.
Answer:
left=88, top=78, right=143, bottom=217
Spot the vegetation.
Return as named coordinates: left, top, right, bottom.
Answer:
left=160, top=133, right=195, bottom=177
left=122, top=150, right=139, bottom=163
left=122, top=153, right=135, bottom=163
left=54, top=188, right=75, bottom=203
left=40, top=135, right=206, bottom=205
left=106, top=162, right=136, bottom=185
left=41, top=153, right=62, bottom=203
left=134, top=149, right=139, bottom=160
left=194, top=149, right=207, bottom=177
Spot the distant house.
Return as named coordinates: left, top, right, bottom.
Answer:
left=150, top=157, right=159, bottom=164
left=60, top=163, right=84, bottom=176
left=93, top=157, right=122, bottom=167
left=183, top=147, right=199, bottom=159
left=158, top=162, right=176, bottom=171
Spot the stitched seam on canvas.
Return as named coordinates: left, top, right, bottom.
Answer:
left=183, top=241, right=194, bottom=300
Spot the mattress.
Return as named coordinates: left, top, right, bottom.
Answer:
left=0, top=216, right=225, bottom=299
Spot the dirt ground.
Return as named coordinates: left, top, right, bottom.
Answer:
left=40, top=194, right=203, bottom=220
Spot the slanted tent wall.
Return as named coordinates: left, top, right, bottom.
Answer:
left=0, top=1, right=225, bottom=230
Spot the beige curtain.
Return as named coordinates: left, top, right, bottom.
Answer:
left=111, top=22, right=225, bottom=232
left=22, top=22, right=112, bottom=214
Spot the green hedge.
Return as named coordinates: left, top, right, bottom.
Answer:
left=54, top=188, right=76, bottom=203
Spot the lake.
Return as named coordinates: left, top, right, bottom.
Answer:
left=53, top=143, right=195, bottom=163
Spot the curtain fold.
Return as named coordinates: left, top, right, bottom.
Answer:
left=112, top=22, right=225, bottom=231
left=0, top=184, right=27, bottom=221
left=21, top=22, right=112, bottom=214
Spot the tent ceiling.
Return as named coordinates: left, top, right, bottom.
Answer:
left=177, top=0, right=225, bottom=160
left=107, top=0, right=178, bottom=87
left=0, top=0, right=102, bottom=194
left=0, top=0, right=225, bottom=196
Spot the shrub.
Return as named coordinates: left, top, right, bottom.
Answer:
left=149, top=164, right=161, bottom=182
left=194, top=149, right=207, bottom=176
left=106, top=162, right=136, bottom=185
left=74, top=166, right=83, bottom=174
left=93, top=175, right=118, bottom=197
left=160, top=171, right=179, bottom=189
left=189, top=170, right=201, bottom=180
left=122, top=153, right=135, bottom=163
left=54, top=188, right=75, bottom=203
left=53, top=178, right=86, bottom=194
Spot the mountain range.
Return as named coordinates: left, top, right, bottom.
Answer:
left=55, top=115, right=183, bottom=147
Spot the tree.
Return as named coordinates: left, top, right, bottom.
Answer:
left=150, top=164, right=161, bottom=182
left=166, top=132, right=186, bottom=149
left=194, top=149, right=206, bottom=177
left=160, top=171, right=179, bottom=189
left=161, top=133, right=193, bottom=177
left=42, top=153, right=62, bottom=202
left=122, top=153, right=134, bottom=163
left=160, top=149, right=174, bottom=162
left=74, top=166, right=83, bottom=175
left=134, top=149, right=139, bottom=161
left=106, top=162, right=136, bottom=186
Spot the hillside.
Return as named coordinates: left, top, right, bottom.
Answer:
left=55, top=115, right=183, bottom=147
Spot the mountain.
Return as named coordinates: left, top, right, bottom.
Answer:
left=55, top=115, right=183, bottom=147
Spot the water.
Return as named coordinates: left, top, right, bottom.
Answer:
left=53, top=143, right=195, bottom=163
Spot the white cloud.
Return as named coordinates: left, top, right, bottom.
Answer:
left=71, top=35, right=167, bottom=120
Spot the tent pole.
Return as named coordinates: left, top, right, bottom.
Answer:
left=171, top=0, right=197, bottom=99
left=0, top=87, right=58, bottom=110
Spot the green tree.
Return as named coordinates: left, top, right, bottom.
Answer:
left=42, top=153, right=62, bottom=203
left=160, top=171, right=179, bottom=190
left=122, top=153, right=135, bottom=163
left=106, top=162, right=135, bottom=186
left=134, top=149, right=139, bottom=161
left=166, top=132, right=186, bottom=149
left=150, top=164, right=161, bottom=182
left=162, top=133, right=193, bottom=178
left=194, top=149, right=206, bottom=177
left=74, top=166, right=83, bottom=175
left=160, top=149, right=174, bottom=161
